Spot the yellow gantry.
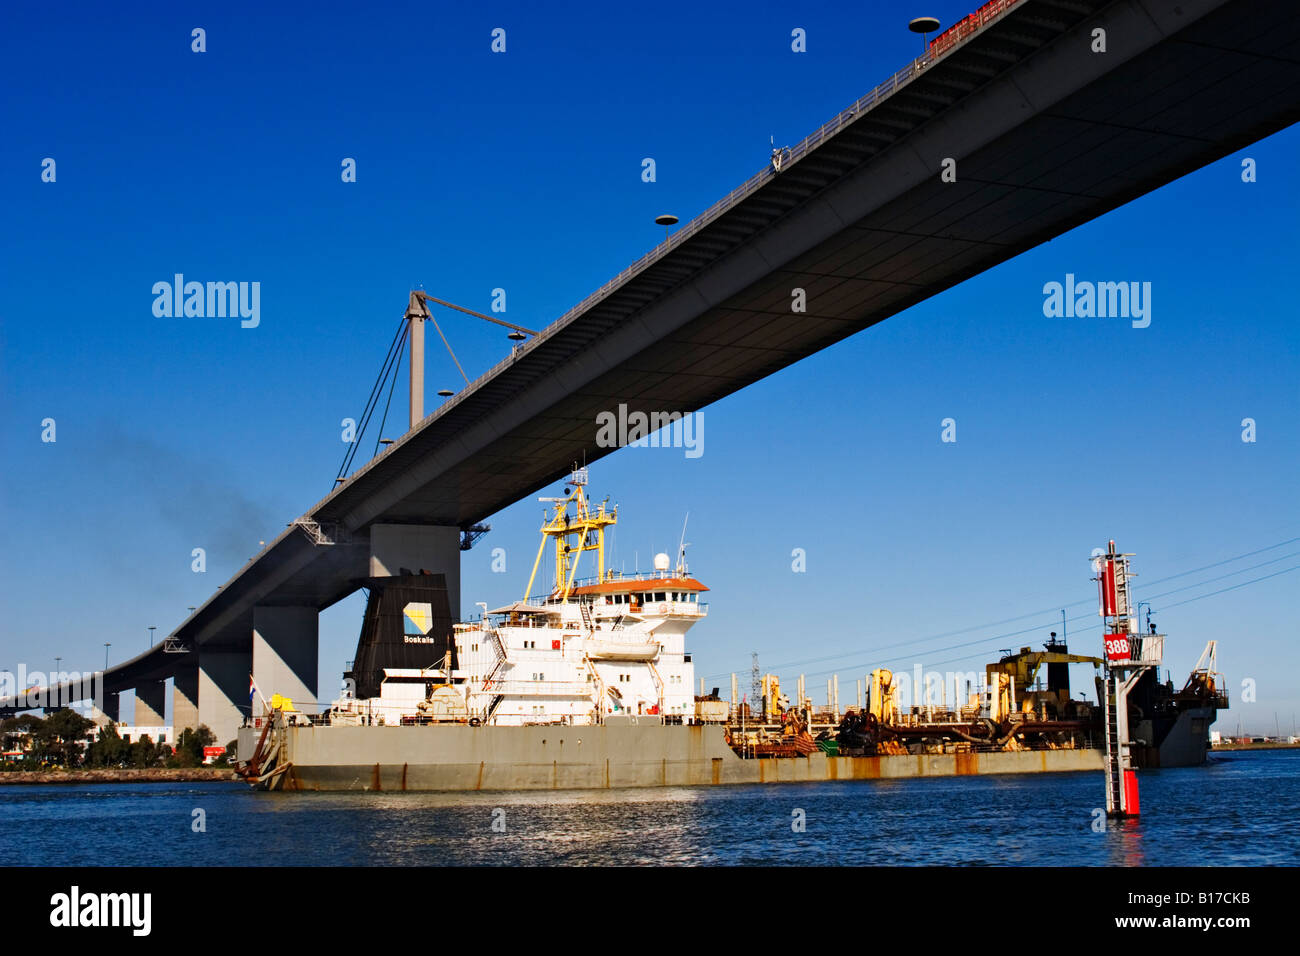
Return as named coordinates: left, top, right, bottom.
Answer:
left=523, top=476, right=618, bottom=603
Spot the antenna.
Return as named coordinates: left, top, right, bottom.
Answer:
left=676, top=513, right=690, bottom=575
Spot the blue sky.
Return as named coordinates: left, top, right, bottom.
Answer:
left=2, top=1, right=1296, bottom=735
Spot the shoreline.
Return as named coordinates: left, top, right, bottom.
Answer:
left=1210, top=742, right=1300, bottom=752
left=0, top=767, right=238, bottom=785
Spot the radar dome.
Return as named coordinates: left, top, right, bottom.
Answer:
left=653, top=552, right=671, bottom=572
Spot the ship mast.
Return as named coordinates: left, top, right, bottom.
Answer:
left=523, top=467, right=617, bottom=603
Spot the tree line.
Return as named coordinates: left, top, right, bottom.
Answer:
left=0, top=709, right=229, bottom=769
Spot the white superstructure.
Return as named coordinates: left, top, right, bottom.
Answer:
left=326, top=469, right=709, bottom=728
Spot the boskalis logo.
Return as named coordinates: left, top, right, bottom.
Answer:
left=152, top=274, right=260, bottom=328
left=403, top=602, right=436, bottom=645
left=49, top=886, right=151, bottom=936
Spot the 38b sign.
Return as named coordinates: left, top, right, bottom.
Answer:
left=1103, top=634, right=1132, bottom=661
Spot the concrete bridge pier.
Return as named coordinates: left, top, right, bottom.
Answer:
left=90, top=690, right=119, bottom=725
left=173, top=663, right=199, bottom=734
left=134, top=679, right=166, bottom=725
left=198, top=647, right=251, bottom=747
left=370, top=523, right=461, bottom=620
left=252, top=606, right=318, bottom=712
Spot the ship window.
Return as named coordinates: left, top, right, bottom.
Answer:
left=655, top=592, right=666, bottom=601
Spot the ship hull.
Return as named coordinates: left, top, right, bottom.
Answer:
left=238, top=720, right=1102, bottom=792
left=1131, top=706, right=1216, bottom=768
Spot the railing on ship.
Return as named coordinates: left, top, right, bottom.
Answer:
left=478, top=679, right=591, bottom=697
left=516, top=593, right=708, bottom=615
left=569, top=571, right=699, bottom=587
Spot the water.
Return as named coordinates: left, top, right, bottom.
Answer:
left=2, top=750, right=1296, bottom=866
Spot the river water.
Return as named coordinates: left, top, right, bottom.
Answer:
left=2, top=749, right=1295, bottom=866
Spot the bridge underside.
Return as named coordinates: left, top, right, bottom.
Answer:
left=289, top=0, right=1298, bottom=608
left=336, top=0, right=1298, bottom=528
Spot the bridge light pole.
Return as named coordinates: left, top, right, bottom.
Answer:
left=104, top=643, right=111, bottom=670
left=654, top=214, right=679, bottom=245
left=148, top=625, right=156, bottom=647
left=908, top=16, right=940, bottom=56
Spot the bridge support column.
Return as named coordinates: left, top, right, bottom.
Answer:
left=253, top=607, right=319, bottom=711
left=172, top=663, right=199, bottom=734
left=134, top=680, right=166, bottom=726
left=370, top=524, right=461, bottom=620
left=198, top=647, right=251, bottom=747
left=90, top=690, right=119, bottom=726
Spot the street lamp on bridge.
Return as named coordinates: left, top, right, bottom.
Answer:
left=908, top=16, right=941, bottom=55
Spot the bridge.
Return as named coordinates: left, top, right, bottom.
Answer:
left=7, top=0, right=1297, bottom=742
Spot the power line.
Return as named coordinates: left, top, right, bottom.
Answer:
left=1141, top=550, right=1300, bottom=604
left=786, top=563, right=1300, bottom=684
left=706, top=547, right=1300, bottom=680
left=1160, top=563, right=1300, bottom=610
left=700, top=536, right=1300, bottom=681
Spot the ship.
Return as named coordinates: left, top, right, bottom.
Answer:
left=235, top=475, right=1216, bottom=792
left=1125, top=639, right=1228, bottom=768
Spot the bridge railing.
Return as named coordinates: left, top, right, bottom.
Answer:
left=928, top=0, right=1022, bottom=59
left=485, top=0, right=1024, bottom=355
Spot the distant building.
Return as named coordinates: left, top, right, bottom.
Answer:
left=110, top=724, right=174, bottom=746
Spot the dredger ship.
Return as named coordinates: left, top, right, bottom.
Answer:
left=235, top=471, right=1221, bottom=792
